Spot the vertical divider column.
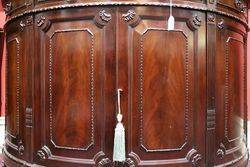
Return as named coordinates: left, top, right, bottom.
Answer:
left=206, top=12, right=217, bottom=167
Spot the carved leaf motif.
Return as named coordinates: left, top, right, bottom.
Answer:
left=4, top=2, right=12, bottom=13
left=207, top=14, right=215, bottom=23
left=36, top=16, right=51, bottom=31
left=217, top=19, right=225, bottom=29
left=18, top=140, right=24, bottom=156
left=20, top=16, right=33, bottom=31
left=94, top=10, right=112, bottom=28
left=217, top=143, right=226, bottom=159
left=37, top=146, right=52, bottom=161
left=122, top=10, right=136, bottom=22
left=187, top=14, right=202, bottom=31
left=98, top=158, right=112, bottom=167
left=122, top=10, right=141, bottom=27
left=37, top=16, right=46, bottom=27
left=186, top=149, right=202, bottom=166
left=99, top=10, right=112, bottom=22
left=235, top=0, right=246, bottom=12
left=125, top=158, right=135, bottom=167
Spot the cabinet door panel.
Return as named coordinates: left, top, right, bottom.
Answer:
left=6, top=37, right=20, bottom=139
left=226, top=37, right=244, bottom=143
left=5, top=17, right=32, bottom=161
left=215, top=17, right=247, bottom=165
left=34, top=8, right=116, bottom=166
left=118, top=7, right=206, bottom=166
left=140, top=30, right=187, bottom=152
left=50, top=29, right=94, bottom=150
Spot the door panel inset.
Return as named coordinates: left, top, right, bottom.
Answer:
left=140, top=30, right=188, bottom=152
left=50, top=30, right=94, bottom=150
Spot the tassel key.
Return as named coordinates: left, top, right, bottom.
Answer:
left=113, top=89, right=126, bottom=162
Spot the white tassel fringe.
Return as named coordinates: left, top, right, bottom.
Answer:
left=113, top=114, right=126, bottom=162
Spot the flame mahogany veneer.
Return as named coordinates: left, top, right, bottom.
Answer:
left=1, top=0, right=249, bottom=166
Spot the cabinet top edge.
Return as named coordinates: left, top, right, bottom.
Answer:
left=3, top=1, right=248, bottom=28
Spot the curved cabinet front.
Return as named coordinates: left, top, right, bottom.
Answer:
left=3, top=1, right=248, bottom=167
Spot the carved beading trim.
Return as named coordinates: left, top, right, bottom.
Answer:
left=65, top=0, right=77, bottom=3
left=224, top=37, right=244, bottom=143
left=16, top=39, right=20, bottom=134
left=139, top=29, right=189, bottom=152
left=186, top=149, right=202, bottom=166
left=4, top=2, right=248, bottom=28
left=49, top=29, right=95, bottom=151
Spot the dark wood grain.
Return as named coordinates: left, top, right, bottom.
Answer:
left=2, top=0, right=249, bottom=166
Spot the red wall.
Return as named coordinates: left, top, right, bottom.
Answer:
left=248, top=10, right=250, bottom=119
left=0, top=3, right=5, bottom=116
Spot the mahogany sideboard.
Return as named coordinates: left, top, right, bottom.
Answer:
left=1, top=0, right=249, bottom=166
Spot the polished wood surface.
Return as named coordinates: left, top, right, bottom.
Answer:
left=2, top=0, right=249, bottom=166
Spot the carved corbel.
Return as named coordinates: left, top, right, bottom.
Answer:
left=187, top=14, right=202, bottom=31
left=20, top=16, right=33, bottom=31
left=18, top=140, right=24, bottom=156
left=122, top=10, right=141, bottom=27
left=217, top=143, right=226, bottom=159
left=235, top=0, right=247, bottom=12
left=37, top=146, right=52, bottom=161
left=186, top=149, right=202, bottom=166
left=217, top=19, right=225, bottom=29
left=37, top=16, right=51, bottom=32
left=97, top=158, right=112, bottom=167
left=94, top=10, right=112, bottom=28
left=125, top=158, right=136, bottom=167
left=207, top=14, right=216, bottom=25
left=126, top=152, right=139, bottom=167
left=4, top=2, right=12, bottom=14
left=94, top=151, right=112, bottom=167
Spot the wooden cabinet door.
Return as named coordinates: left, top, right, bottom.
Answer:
left=117, top=7, right=206, bottom=166
left=214, top=16, right=248, bottom=166
left=34, top=7, right=116, bottom=166
left=5, top=15, right=33, bottom=163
